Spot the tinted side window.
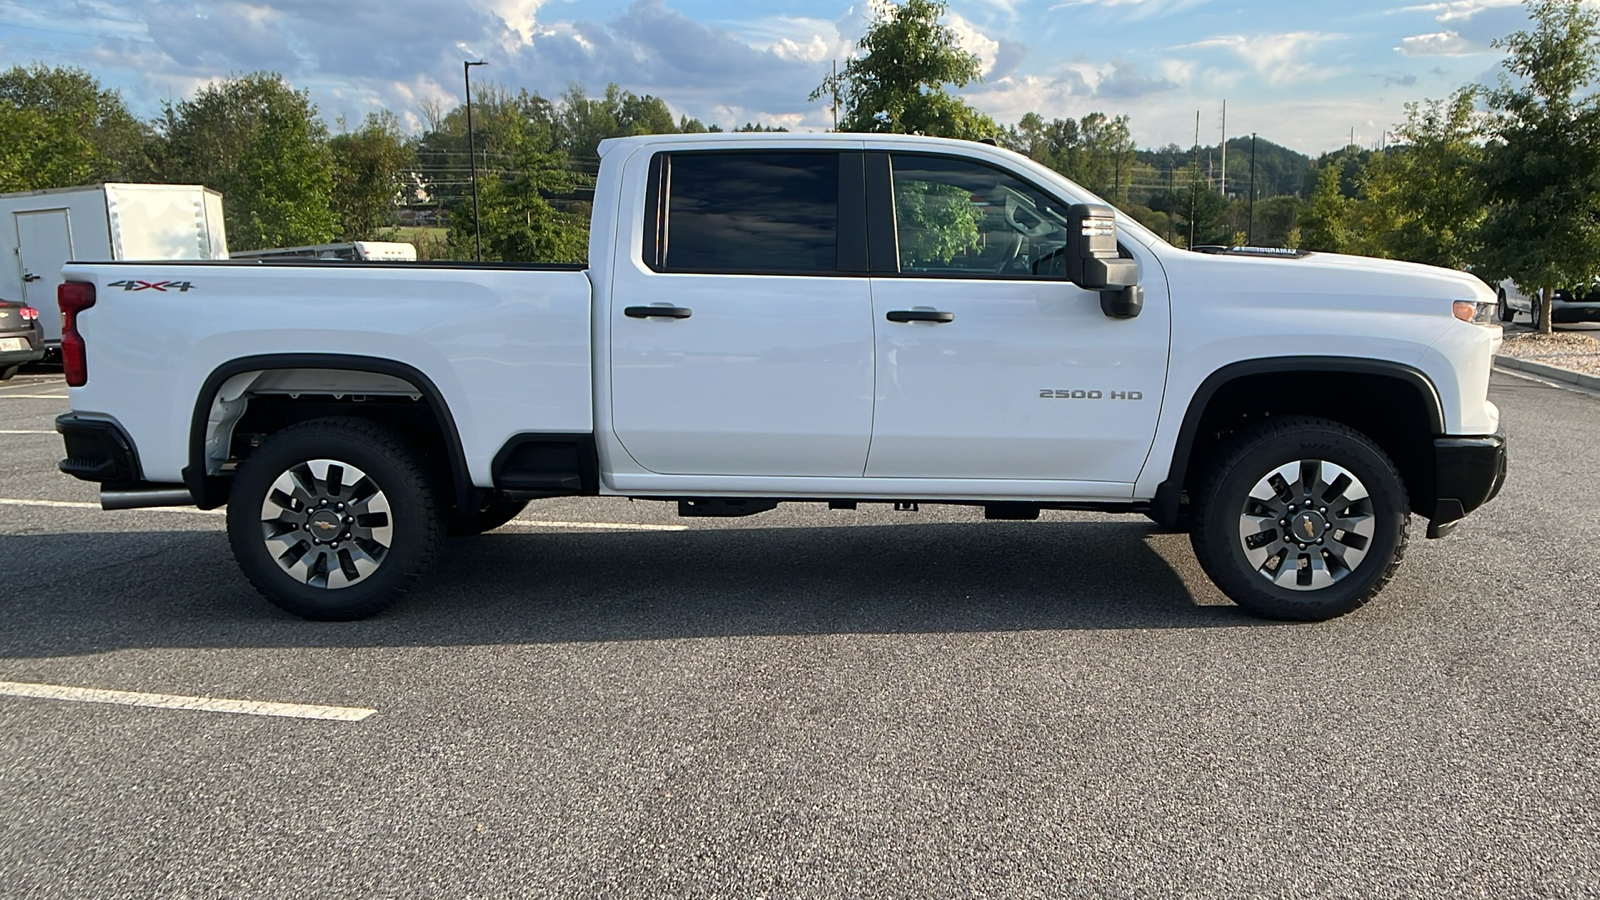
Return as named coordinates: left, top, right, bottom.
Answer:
left=890, top=154, right=1071, bottom=279
left=655, top=152, right=840, bottom=274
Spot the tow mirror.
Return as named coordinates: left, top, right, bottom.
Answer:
left=1066, top=203, right=1144, bottom=319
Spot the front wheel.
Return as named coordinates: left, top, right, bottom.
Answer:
left=1498, top=290, right=1514, bottom=323
left=226, top=418, right=443, bottom=621
left=1190, top=417, right=1410, bottom=621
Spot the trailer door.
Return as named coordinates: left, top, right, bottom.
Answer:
left=15, top=209, right=72, bottom=344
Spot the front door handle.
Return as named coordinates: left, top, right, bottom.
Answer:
left=886, top=310, right=954, bottom=324
left=22, top=273, right=40, bottom=283
left=625, top=306, right=692, bottom=320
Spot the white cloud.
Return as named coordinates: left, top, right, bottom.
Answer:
left=1396, top=30, right=1479, bottom=56
left=1179, top=31, right=1343, bottom=84
left=1399, top=0, right=1525, bottom=23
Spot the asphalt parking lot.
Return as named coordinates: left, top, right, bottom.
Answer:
left=1, top=368, right=1596, bottom=898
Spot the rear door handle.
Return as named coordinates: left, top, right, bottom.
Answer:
left=625, top=306, right=693, bottom=320
left=22, top=273, right=40, bottom=283
left=886, top=310, right=954, bottom=324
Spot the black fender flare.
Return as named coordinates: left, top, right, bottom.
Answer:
left=1149, top=356, right=1445, bottom=528
left=183, top=354, right=474, bottom=512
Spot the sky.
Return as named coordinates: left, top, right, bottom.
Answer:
left=0, top=0, right=1554, bottom=155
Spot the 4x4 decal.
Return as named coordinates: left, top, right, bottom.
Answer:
left=108, top=280, right=196, bottom=292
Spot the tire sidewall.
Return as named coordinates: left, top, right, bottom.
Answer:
left=1195, top=423, right=1408, bottom=621
left=227, top=421, right=436, bottom=620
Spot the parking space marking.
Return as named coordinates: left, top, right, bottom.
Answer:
left=505, top=519, right=689, bottom=532
left=0, top=497, right=221, bottom=515
left=0, top=680, right=375, bottom=721
left=0, top=430, right=55, bottom=434
left=0, top=395, right=69, bottom=400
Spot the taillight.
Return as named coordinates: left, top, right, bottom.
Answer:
left=19, top=306, right=38, bottom=321
left=59, top=282, right=95, bottom=387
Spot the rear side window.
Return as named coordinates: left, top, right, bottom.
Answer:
left=645, top=152, right=841, bottom=275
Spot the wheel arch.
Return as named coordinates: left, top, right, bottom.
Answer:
left=1150, top=357, right=1445, bottom=529
left=184, top=354, right=473, bottom=512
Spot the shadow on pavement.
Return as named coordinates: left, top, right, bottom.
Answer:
left=0, top=520, right=1266, bottom=659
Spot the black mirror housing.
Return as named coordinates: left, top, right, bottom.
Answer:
left=1067, top=203, right=1143, bottom=319
left=1066, top=203, right=1137, bottom=290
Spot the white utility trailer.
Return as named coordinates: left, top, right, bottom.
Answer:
left=1, top=183, right=228, bottom=349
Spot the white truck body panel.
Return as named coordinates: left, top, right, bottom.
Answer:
left=59, top=133, right=1501, bottom=508
left=2, top=183, right=227, bottom=345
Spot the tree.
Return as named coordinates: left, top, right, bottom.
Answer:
left=0, top=64, right=152, bottom=191
left=811, top=0, right=997, bottom=139
left=1475, top=0, right=1600, bottom=334
left=329, top=111, right=416, bottom=241
left=156, top=73, right=337, bottom=251
left=1299, top=164, right=1351, bottom=253
left=1354, top=89, right=1485, bottom=269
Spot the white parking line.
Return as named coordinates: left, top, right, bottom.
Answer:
left=0, top=680, right=375, bottom=721
left=0, top=430, right=54, bottom=434
left=0, top=395, right=68, bottom=400
left=0, top=497, right=221, bottom=515
left=505, top=519, right=688, bottom=532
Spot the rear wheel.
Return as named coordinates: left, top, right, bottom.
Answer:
left=227, top=418, right=443, bottom=621
left=1191, top=417, right=1409, bottom=621
left=0, top=365, right=16, bottom=382
left=1498, top=290, right=1514, bottom=322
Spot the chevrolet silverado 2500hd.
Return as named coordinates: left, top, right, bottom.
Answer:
left=53, top=133, right=1507, bottom=622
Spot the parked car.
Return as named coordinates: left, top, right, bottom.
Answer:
left=1496, top=279, right=1535, bottom=323
left=1550, top=285, right=1600, bottom=325
left=0, top=297, right=45, bottom=379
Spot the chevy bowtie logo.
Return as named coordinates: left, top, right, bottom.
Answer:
left=313, top=520, right=338, bottom=532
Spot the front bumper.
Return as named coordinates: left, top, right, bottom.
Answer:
left=1427, top=429, right=1508, bottom=538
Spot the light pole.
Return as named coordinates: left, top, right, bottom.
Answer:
left=464, top=60, right=487, bottom=261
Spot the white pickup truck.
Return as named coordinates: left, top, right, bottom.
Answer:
left=54, top=133, right=1507, bottom=622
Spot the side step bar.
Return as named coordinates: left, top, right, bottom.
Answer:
left=101, top=484, right=195, bottom=510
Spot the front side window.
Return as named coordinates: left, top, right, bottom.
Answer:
left=890, top=154, right=1072, bottom=279
left=650, top=152, right=840, bottom=275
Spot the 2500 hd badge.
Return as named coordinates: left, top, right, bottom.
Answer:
left=1040, top=389, right=1145, bottom=400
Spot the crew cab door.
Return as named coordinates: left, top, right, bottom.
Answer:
left=608, top=148, right=876, bottom=477
left=863, top=150, right=1171, bottom=484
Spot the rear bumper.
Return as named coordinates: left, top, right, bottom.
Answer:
left=1427, top=429, right=1508, bottom=538
left=0, top=331, right=45, bottom=367
left=56, top=414, right=143, bottom=485
left=1552, top=304, right=1600, bottom=324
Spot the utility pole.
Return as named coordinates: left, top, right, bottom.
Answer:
left=1220, top=99, right=1227, bottom=198
left=1248, top=132, right=1257, bottom=246
left=464, top=59, right=488, bottom=262
left=1191, top=111, right=1200, bottom=248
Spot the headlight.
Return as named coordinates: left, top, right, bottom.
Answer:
left=1453, top=299, right=1497, bottom=325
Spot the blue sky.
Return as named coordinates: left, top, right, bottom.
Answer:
left=0, top=0, right=1547, bottom=154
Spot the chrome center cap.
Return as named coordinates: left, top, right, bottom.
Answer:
left=1291, top=510, right=1329, bottom=543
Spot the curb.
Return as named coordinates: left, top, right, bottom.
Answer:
left=1495, top=354, right=1600, bottom=392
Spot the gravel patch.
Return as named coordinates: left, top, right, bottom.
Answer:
left=1499, top=332, right=1600, bottom=376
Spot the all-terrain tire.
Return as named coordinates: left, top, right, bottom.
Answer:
left=1190, top=416, right=1410, bottom=622
left=227, top=417, right=444, bottom=621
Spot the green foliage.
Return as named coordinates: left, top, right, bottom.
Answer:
left=0, top=64, right=152, bottom=191
left=157, top=73, right=336, bottom=251
left=1005, top=112, right=1135, bottom=201
left=329, top=111, right=416, bottom=241
left=1353, top=89, right=1485, bottom=269
left=1475, top=0, right=1600, bottom=332
left=1299, top=164, right=1351, bottom=252
left=812, top=0, right=997, bottom=139
left=894, top=178, right=980, bottom=266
